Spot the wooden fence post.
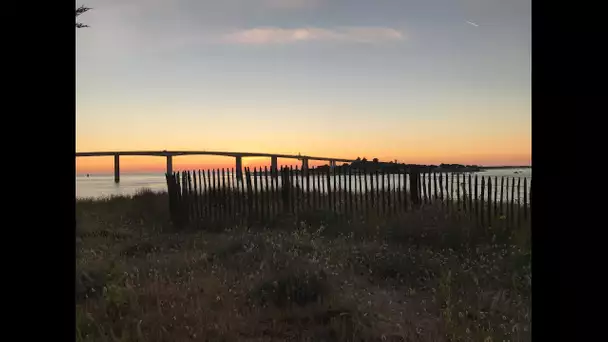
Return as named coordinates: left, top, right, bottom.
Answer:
left=409, top=167, right=421, bottom=207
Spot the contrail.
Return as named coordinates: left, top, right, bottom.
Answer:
left=466, top=21, right=479, bottom=27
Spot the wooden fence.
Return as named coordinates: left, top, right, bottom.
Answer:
left=165, top=166, right=531, bottom=230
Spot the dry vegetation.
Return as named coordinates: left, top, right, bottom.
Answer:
left=76, top=189, right=531, bottom=342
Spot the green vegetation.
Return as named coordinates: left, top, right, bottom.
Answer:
left=76, top=189, right=530, bottom=341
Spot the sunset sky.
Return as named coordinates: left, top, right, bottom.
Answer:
left=76, top=0, right=531, bottom=174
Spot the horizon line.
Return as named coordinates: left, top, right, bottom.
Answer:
left=77, top=164, right=532, bottom=175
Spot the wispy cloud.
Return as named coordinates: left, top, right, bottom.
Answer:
left=263, top=0, right=323, bottom=9
left=222, top=26, right=405, bottom=45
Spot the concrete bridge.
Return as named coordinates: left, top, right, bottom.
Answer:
left=75, top=150, right=357, bottom=183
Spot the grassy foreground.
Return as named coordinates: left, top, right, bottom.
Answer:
left=76, top=189, right=531, bottom=342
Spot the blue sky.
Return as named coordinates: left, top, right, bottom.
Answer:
left=76, top=0, right=531, bottom=171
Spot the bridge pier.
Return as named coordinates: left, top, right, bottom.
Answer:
left=270, top=156, right=278, bottom=177
left=235, top=156, right=243, bottom=181
left=166, top=155, right=173, bottom=175
left=301, top=158, right=309, bottom=177
left=114, top=154, right=120, bottom=183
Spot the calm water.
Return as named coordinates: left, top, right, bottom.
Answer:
left=77, top=168, right=531, bottom=201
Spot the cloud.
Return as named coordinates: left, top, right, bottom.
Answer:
left=222, top=27, right=405, bottom=44
left=262, top=0, right=323, bottom=9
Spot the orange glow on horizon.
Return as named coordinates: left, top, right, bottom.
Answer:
left=75, top=152, right=530, bottom=174
left=76, top=105, right=531, bottom=174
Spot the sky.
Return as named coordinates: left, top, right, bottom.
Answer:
left=76, top=0, right=531, bottom=173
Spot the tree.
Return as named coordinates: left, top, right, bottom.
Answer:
left=373, top=158, right=379, bottom=163
left=76, top=5, right=91, bottom=28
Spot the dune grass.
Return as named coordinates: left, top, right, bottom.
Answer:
left=76, top=188, right=530, bottom=342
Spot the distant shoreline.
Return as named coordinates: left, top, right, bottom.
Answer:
left=480, top=166, right=531, bottom=170
left=76, top=165, right=531, bottom=177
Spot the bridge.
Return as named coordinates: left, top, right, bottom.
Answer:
left=75, top=150, right=358, bottom=183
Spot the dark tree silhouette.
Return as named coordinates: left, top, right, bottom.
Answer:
left=76, top=5, right=91, bottom=28
left=373, top=158, right=379, bottom=163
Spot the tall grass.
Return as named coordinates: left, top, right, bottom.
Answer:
left=76, top=190, right=530, bottom=342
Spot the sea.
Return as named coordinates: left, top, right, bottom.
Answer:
left=76, top=168, right=531, bottom=201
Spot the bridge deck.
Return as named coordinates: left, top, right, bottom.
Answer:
left=75, top=151, right=356, bottom=163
